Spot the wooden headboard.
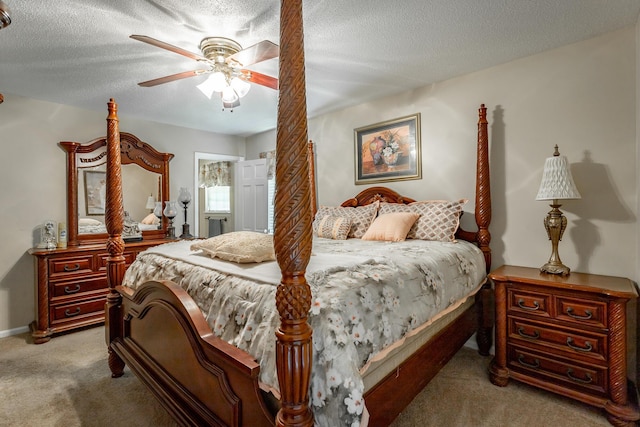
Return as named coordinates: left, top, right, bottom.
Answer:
left=338, top=105, right=492, bottom=272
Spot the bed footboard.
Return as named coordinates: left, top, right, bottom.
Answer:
left=110, top=281, right=274, bottom=427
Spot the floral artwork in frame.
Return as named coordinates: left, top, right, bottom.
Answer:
left=84, top=170, right=107, bottom=215
left=354, top=113, right=421, bottom=184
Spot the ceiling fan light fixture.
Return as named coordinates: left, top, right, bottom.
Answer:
left=230, top=77, right=251, bottom=98
left=221, top=86, right=239, bottom=103
left=196, top=71, right=228, bottom=99
left=210, top=71, right=228, bottom=92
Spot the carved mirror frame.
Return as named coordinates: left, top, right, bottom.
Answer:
left=60, top=132, right=174, bottom=246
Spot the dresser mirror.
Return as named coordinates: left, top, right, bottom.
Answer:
left=60, top=132, right=174, bottom=246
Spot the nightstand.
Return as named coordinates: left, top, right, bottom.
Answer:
left=488, top=265, right=639, bottom=426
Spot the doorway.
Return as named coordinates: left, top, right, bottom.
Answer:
left=193, top=152, right=243, bottom=238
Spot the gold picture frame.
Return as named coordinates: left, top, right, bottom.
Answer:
left=354, top=113, right=421, bottom=185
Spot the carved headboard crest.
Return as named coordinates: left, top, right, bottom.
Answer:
left=341, top=186, right=417, bottom=208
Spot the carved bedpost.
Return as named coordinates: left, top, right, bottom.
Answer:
left=308, top=141, right=317, bottom=218
left=475, top=104, right=493, bottom=356
left=274, top=1, right=314, bottom=426
left=104, top=98, right=126, bottom=378
left=476, top=104, right=492, bottom=272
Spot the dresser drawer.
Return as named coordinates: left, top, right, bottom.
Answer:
left=49, top=255, right=94, bottom=277
left=556, top=296, right=606, bottom=329
left=508, top=345, right=607, bottom=397
left=50, top=276, right=107, bottom=298
left=51, top=298, right=106, bottom=323
left=508, top=317, right=606, bottom=362
left=507, top=287, right=552, bottom=318
left=96, top=251, right=137, bottom=271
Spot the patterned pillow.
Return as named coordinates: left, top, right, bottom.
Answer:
left=313, top=201, right=379, bottom=238
left=314, top=215, right=352, bottom=240
left=362, top=212, right=420, bottom=242
left=190, top=231, right=275, bottom=263
left=378, top=199, right=467, bottom=242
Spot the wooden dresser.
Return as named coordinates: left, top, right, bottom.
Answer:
left=29, top=239, right=169, bottom=344
left=489, top=265, right=639, bottom=426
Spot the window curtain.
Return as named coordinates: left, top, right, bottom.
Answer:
left=260, top=150, right=276, bottom=179
left=199, top=161, right=231, bottom=188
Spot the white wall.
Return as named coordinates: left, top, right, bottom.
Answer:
left=0, top=95, right=246, bottom=334
left=249, top=26, right=637, bottom=282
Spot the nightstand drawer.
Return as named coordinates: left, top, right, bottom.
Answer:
left=556, top=296, right=606, bottom=329
left=507, top=287, right=551, bottom=318
left=508, top=317, right=606, bottom=362
left=508, top=346, right=607, bottom=397
left=49, top=255, right=94, bottom=277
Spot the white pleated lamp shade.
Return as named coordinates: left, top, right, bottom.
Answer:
left=536, top=148, right=581, bottom=201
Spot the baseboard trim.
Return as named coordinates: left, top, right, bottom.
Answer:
left=0, top=325, right=30, bottom=338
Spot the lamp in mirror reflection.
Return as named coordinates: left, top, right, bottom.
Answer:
left=163, top=201, right=178, bottom=239
left=178, top=187, right=193, bottom=239
left=535, top=145, right=581, bottom=275
left=145, top=194, right=155, bottom=212
left=153, top=201, right=163, bottom=230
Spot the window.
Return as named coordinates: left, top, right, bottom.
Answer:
left=204, top=185, right=231, bottom=213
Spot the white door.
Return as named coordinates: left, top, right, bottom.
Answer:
left=234, top=159, right=268, bottom=232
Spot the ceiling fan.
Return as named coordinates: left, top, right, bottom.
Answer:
left=130, top=35, right=279, bottom=109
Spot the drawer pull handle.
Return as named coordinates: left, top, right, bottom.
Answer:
left=517, top=354, right=540, bottom=369
left=63, top=263, right=81, bottom=272
left=567, top=369, right=593, bottom=384
left=64, top=307, right=81, bottom=317
left=63, top=284, right=81, bottom=294
left=517, top=327, right=539, bottom=339
left=517, top=299, right=540, bottom=311
left=566, top=337, right=593, bottom=352
left=566, top=307, right=592, bottom=320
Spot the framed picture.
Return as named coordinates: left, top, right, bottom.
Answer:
left=354, top=113, right=421, bottom=184
left=84, top=170, right=106, bottom=215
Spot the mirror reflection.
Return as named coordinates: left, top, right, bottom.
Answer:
left=77, top=164, right=161, bottom=234
left=60, top=132, right=173, bottom=246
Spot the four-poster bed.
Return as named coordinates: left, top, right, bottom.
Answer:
left=103, top=2, right=493, bottom=426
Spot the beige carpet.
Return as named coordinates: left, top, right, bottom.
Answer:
left=0, top=326, right=614, bottom=427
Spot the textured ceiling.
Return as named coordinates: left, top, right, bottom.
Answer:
left=0, top=1, right=638, bottom=136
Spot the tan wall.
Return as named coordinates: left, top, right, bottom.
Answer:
left=249, top=26, right=637, bottom=282
left=0, top=96, right=246, bottom=334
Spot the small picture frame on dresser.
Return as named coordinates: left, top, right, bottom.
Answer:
left=37, top=220, right=57, bottom=249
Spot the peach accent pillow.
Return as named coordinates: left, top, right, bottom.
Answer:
left=361, top=212, right=421, bottom=242
left=190, top=231, right=275, bottom=263
left=140, top=213, right=160, bottom=225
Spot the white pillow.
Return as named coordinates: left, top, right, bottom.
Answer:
left=140, top=213, right=160, bottom=225
left=78, top=218, right=102, bottom=226
left=190, top=231, right=275, bottom=263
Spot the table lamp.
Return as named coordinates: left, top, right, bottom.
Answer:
left=178, top=187, right=193, bottom=239
left=535, top=145, right=581, bottom=275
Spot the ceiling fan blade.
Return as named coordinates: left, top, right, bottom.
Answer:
left=130, top=35, right=207, bottom=61
left=241, top=70, right=278, bottom=90
left=229, top=40, right=279, bottom=67
left=138, top=70, right=206, bottom=87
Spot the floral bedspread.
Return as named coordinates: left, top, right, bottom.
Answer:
left=122, top=238, right=486, bottom=427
